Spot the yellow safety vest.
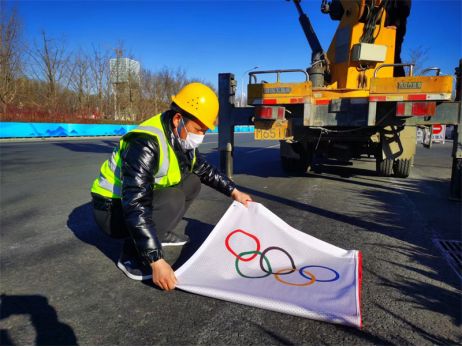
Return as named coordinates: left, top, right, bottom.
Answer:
left=91, top=113, right=196, bottom=199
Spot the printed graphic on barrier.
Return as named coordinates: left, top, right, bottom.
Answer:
left=0, top=122, right=137, bottom=138
left=0, top=122, right=255, bottom=138
left=175, top=202, right=362, bottom=328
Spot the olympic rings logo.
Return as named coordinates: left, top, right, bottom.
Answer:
left=225, top=229, right=340, bottom=287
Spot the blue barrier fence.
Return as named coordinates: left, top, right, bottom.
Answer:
left=0, top=122, right=255, bottom=138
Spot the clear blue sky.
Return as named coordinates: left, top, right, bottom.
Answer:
left=9, top=0, right=462, bottom=91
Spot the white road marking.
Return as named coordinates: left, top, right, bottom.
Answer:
left=245, top=144, right=279, bottom=154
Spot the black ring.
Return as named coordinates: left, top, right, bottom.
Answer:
left=259, top=246, right=296, bottom=275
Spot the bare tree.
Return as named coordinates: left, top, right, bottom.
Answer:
left=153, top=66, right=188, bottom=110
left=136, top=66, right=217, bottom=120
left=1, top=17, right=217, bottom=124
left=406, top=45, right=429, bottom=75
left=0, top=2, right=23, bottom=115
left=187, top=77, right=216, bottom=93
left=126, top=54, right=141, bottom=122
left=28, top=31, right=70, bottom=117
left=138, top=68, right=158, bottom=118
left=68, top=49, right=91, bottom=115
left=89, top=44, right=110, bottom=117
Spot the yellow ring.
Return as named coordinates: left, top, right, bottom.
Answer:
left=274, top=267, right=317, bottom=287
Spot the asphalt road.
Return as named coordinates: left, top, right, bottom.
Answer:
left=1, top=134, right=461, bottom=345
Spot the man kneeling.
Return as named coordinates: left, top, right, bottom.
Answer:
left=90, top=83, right=252, bottom=291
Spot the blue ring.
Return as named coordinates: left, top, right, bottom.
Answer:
left=298, top=265, right=340, bottom=282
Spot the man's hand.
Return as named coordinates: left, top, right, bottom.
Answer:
left=231, top=188, right=253, bottom=207
left=151, top=259, right=177, bottom=291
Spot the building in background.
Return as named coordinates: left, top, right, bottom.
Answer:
left=110, top=51, right=141, bottom=121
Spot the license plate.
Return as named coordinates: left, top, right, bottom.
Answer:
left=254, top=120, right=288, bottom=140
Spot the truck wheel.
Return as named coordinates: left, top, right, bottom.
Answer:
left=280, top=141, right=312, bottom=173
left=376, top=158, right=394, bottom=176
left=281, top=156, right=303, bottom=173
left=393, top=158, right=412, bottom=178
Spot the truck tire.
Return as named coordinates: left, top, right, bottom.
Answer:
left=393, top=158, right=412, bottom=178
left=376, top=158, right=394, bottom=176
left=280, top=141, right=312, bottom=174
left=281, top=156, right=303, bottom=173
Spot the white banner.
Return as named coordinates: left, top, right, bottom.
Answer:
left=175, top=202, right=362, bottom=328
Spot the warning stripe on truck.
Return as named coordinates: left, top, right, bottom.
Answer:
left=253, top=98, right=306, bottom=105
left=369, top=93, right=452, bottom=102
left=252, top=93, right=451, bottom=106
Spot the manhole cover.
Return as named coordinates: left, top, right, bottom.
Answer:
left=433, top=239, right=462, bottom=279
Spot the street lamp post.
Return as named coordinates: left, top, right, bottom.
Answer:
left=240, top=66, right=259, bottom=106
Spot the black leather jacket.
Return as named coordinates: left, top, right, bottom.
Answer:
left=114, top=111, right=235, bottom=263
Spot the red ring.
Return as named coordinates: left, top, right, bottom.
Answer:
left=225, top=229, right=261, bottom=262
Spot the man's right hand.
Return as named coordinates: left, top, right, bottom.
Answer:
left=151, top=259, right=177, bottom=291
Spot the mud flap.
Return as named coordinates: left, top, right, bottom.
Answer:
left=380, top=125, right=416, bottom=161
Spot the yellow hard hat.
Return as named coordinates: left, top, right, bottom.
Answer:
left=171, top=82, right=219, bottom=130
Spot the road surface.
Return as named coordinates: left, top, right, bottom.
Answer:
left=1, top=134, right=460, bottom=345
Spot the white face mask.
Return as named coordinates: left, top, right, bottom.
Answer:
left=177, top=118, right=205, bottom=150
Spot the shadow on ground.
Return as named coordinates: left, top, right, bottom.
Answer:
left=65, top=143, right=460, bottom=344
left=203, top=146, right=381, bottom=179
left=172, top=217, right=214, bottom=270
left=236, top=166, right=461, bottom=343
left=310, top=161, right=377, bottom=178
left=357, top=178, right=462, bottom=336
left=67, top=202, right=214, bottom=270
left=0, top=294, right=78, bottom=345
left=201, top=147, right=287, bottom=178
left=54, top=140, right=118, bottom=154
left=67, top=202, right=122, bottom=264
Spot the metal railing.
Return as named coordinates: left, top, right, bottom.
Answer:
left=249, top=69, right=309, bottom=84
left=421, top=67, right=441, bottom=76
left=373, top=63, right=415, bottom=78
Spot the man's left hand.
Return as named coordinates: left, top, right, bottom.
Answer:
left=231, top=189, right=253, bottom=207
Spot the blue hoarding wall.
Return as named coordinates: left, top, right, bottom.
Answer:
left=0, top=122, right=255, bottom=138
left=0, top=122, right=137, bottom=138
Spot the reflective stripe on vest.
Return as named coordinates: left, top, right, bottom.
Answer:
left=98, top=174, right=121, bottom=197
left=136, top=126, right=170, bottom=182
left=91, top=113, right=196, bottom=198
left=107, top=148, right=121, bottom=179
left=104, top=125, right=170, bottom=182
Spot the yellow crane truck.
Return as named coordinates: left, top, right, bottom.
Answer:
left=217, top=0, right=461, bottom=199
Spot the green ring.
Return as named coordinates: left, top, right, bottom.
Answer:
left=235, top=251, right=272, bottom=279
